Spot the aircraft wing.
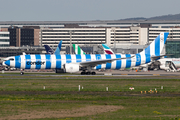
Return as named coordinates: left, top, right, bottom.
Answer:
left=79, top=56, right=134, bottom=67
left=151, top=54, right=173, bottom=60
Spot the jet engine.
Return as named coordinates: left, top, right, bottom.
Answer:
left=64, top=63, right=80, bottom=73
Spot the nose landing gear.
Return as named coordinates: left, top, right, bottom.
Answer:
left=20, top=69, right=24, bottom=75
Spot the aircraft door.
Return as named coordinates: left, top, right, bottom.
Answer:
left=165, top=61, right=171, bottom=67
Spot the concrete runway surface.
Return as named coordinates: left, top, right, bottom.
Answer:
left=1, top=70, right=180, bottom=79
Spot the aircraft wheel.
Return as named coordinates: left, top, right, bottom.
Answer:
left=20, top=72, right=24, bottom=75
left=81, top=72, right=85, bottom=75
left=92, top=72, right=96, bottom=75
left=86, top=72, right=90, bottom=75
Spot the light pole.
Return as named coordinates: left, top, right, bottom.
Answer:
left=69, top=30, right=74, bottom=54
left=112, top=27, right=116, bottom=52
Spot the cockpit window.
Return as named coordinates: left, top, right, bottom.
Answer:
left=9, top=58, right=14, bottom=61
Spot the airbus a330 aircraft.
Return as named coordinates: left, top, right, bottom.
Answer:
left=3, top=32, right=169, bottom=75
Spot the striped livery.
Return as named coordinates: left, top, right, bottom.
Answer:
left=4, top=32, right=169, bottom=72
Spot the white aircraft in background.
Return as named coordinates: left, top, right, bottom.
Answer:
left=157, top=58, right=180, bottom=72
left=3, top=32, right=169, bottom=75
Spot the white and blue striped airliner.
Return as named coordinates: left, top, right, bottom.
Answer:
left=3, top=32, right=169, bottom=75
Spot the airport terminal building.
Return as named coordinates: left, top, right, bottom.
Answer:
left=0, top=30, right=9, bottom=47
left=0, top=21, right=180, bottom=57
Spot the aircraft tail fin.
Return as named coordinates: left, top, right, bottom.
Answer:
left=72, top=44, right=86, bottom=55
left=142, top=32, right=169, bottom=56
left=44, top=45, right=54, bottom=54
left=102, top=44, right=114, bottom=54
left=139, top=32, right=169, bottom=63
left=54, top=40, right=62, bottom=55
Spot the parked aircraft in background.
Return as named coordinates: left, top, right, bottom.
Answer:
left=102, top=44, right=114, bottom=54
left=3, top=32, right=169, bottom=75
left=72, top=44, right=86, bottom=55
left=73, top=44, right=113, bottom=55
left=44, top=40, right=62, bottom=55
left=157, top=58, right=180, bottom=72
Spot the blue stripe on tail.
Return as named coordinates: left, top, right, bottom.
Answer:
left=164, top=33, right=169, bottom=44
left=145, top=45, right=150, bottom=55
left=155, top=35, right=160, bottom=56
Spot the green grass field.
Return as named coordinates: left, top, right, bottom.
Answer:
left=0, top=75, right=179, bottom=119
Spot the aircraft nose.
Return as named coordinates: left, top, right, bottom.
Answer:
left=2, top=61, right=6, bottom=66
left=3, top=60, right=10, bottom=66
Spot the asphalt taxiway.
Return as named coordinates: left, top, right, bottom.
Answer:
left=1, top=70, right=180, bottom=79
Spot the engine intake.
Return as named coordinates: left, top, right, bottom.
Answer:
left=64, top=63, right=80, bottom=73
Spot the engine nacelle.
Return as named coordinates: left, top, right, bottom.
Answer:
left=64, top=63, right=80, bottom=73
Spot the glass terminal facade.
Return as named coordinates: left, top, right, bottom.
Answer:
left=166, top=41, right=180, bottom=58
left=0, top=32, right=9, bottom=47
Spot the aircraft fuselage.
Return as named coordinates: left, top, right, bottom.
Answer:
left=4, top=54, right=150, bottom=70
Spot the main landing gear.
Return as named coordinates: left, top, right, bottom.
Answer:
left=81, top=71, right=96, bottom=75
left=80, top=66, right=96, bottom=75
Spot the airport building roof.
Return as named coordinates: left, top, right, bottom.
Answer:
left=0, top=20, right=180, bottom=27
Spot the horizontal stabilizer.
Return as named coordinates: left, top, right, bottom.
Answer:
left=151, top=54, right=173, bottom=60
